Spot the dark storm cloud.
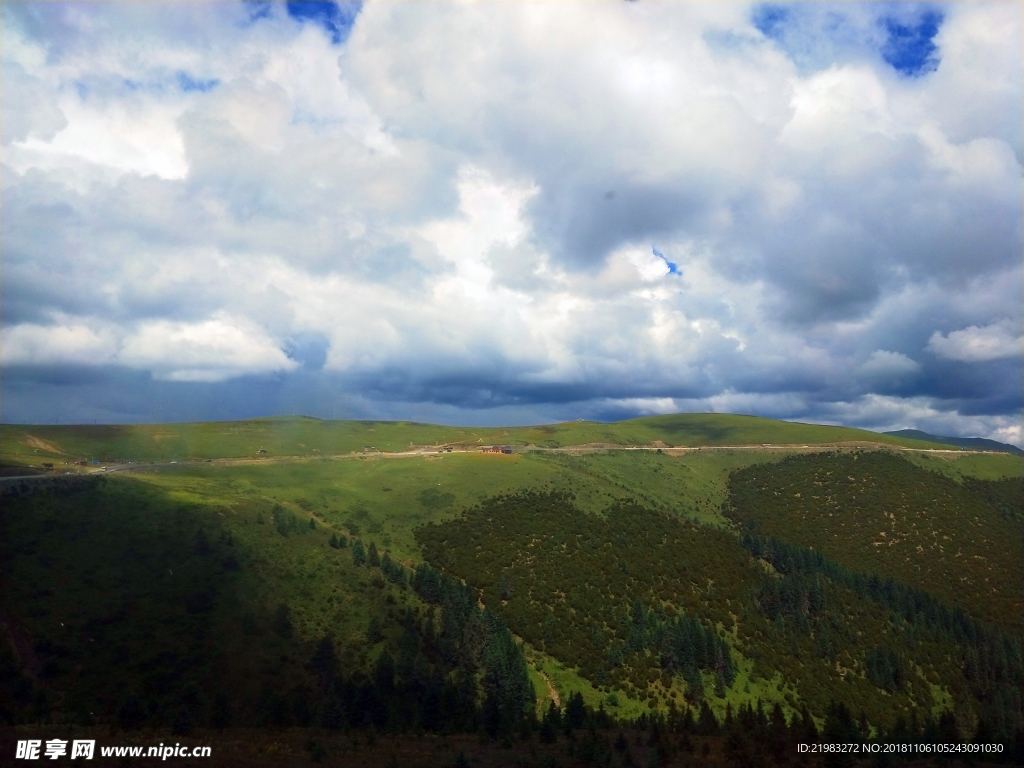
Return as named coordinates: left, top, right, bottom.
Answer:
left=527, top=179, right=713, bottom=271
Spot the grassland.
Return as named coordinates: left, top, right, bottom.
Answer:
left=0, top=412, right=951, bottom=467
left=900, top=449, right=1024, bottom=480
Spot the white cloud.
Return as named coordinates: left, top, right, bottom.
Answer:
left=820, top=394, right=1024, bottom=449
left=118, top=314, right=298, bottom=382
left=6, top=91, right=191, bottom=180
left=0, top=2, right=1019, bottom=441
left=620, top=245, right=671, bottom=284
left=782, top=64, right=893, bottom=147
left=418, top=165, right=538, bottom=304
left=927, top=319, right=1023, bottom=362
left=0, top=312, right=297, bottom=384
left=990, top=423, right=1023, bottom=450
left=914, top=2, right=1023, bottom=152
left=1, top=61, right=68, bottom=144
left=1, top=322, right=118, bottom=366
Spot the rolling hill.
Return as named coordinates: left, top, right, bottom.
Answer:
left=1, top=413, right=949, bottom=467
left=1, top=415, right=1021, bottom=766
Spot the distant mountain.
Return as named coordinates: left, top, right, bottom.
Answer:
left=883, top=429, right=1023, bottom=456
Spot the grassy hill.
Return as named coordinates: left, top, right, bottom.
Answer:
left=885, top=429, right=1024, bottom=456
left=2, top=418, right=1022, bottom=764
left=0, top=413, right=948, bottom=466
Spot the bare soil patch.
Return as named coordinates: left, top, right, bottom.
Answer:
left=24, top=435, right=66, bottom=454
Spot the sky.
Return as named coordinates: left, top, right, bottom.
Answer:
left=1, top=1, right=1021, bottom=446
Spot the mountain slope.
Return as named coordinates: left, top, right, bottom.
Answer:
left=724, top=451, right=1024, bottom=631
left=2, top=440, right=1022, bottom=752
left=884, top=429, right=1023, bottom=456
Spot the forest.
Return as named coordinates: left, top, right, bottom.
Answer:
left=724, top=451, right=1023, bottom=631
left=415, top=486, right=1022, bottom=741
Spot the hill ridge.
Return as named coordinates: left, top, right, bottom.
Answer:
left=884, top=428, right=1023, bottom=456
left=2, top=412, right=954, bottom=466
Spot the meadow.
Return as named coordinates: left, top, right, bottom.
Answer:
left=0, top=412, right=950, bottom=467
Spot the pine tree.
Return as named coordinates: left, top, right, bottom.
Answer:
left=799, top=704, right=818, bottom=742
left=311, top=635, right=337, bottom=691
left=367, top=615, right=384, bottom=644
left=541, top=701, right=561, bottom=742
left=822, top=700, right=858, bottom=767
left=368, top=541, right=381, bottom=567
left=352, top=539, right=366, bottom=566
left=769, top=702, right=788, bottom=763
left=565, top=691, right=586, bottom=732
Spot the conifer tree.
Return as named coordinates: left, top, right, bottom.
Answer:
left=352, top=539, right=366, bottom=566
left=565, top=691, right=586, bottom=733
left=311, top=635, right=337, bottom=691
left=499, top=571, right=513, bottom=600
left=540, top=700, right=561, bottom=742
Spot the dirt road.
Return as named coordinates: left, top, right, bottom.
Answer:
left=0, top=440, right=1001, bottom=484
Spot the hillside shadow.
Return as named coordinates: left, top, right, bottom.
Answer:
left=648, top=414, right=739, bottom=443
left=0, top=476, right=313, bottom=730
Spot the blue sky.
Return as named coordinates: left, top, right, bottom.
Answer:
left=752, top=1, right=944, bottom=76
left=2, top=1, right=1021, bottom=445
left=281, top=1, right=360, bottom=44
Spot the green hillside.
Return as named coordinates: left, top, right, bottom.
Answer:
left=417, top=491, right=1022, bottom=732
left=2, top=423, right=1022, bottom=765
left=0, top=413, right=948, bottom=466
left=724, top=451, right=1024, bottom=631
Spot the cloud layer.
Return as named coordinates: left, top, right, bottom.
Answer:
left=2, top=1, right=1021, bottom=446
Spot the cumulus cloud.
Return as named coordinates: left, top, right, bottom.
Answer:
left=0, top=1, right=1020, bottom=445
left=118, top=313, right=298, bottom=382
left=0, top=312, right=297, bottom=383
left=927, top=319, right=1023, bottom=362
left=817, top=394, right=1023, bottom=449
left=1, top=321, right=118, bottom=366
